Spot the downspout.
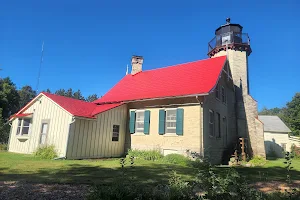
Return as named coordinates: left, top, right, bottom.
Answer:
left=196, top=96, right=204, bottom=158
left=64, top=116, right=76, bottom=159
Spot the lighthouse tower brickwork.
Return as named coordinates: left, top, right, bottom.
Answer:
left=208, top=18, right=266, bottom=157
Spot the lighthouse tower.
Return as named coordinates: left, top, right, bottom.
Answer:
left=208, top=18, right=265, bottom=157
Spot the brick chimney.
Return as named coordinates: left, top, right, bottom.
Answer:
left=131, top=55, right=143, bottom=75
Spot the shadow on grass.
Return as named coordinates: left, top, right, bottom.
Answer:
left=1, top=161, right=299, bottom=186
left=0, top=162, right=197, bottom=186
left=266, top=157, right=280, bottom=160
left=214, top=166, right=300, bottom=183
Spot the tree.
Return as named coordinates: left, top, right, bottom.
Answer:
left=0, top=108, right=9, bottom=143
left=86, top=94, right=98, bottom=102
left=65, top=88, right=73, bottom=98
left=73, top=89, right=85, bottom=101
left=18, top=85, right=36, bottom=108
left=44, top=88, right=51, bottom=93
left=283, top=93, right=300, bottom=136
left=259, top=107, right=282, bottom=115
left=0, top=77, right=20, bottom=119
left=55, top=89, right=66, bottom=96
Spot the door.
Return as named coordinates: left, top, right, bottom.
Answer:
left=40, top=123, right=48, bottom=145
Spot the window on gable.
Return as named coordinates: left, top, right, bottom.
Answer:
left=22, top=118, right=31, bottom=135
left=216, top=112, right=221, bottom=138
left=215, top=83, right=220, bottom=99
left=16, top=118, right=31, bottom=136
left=16, top=119, right=22, bottom=135
left=135, top=111, right=145, bottom=133
left=165, top=109, right=177, bottom=134
left=221, top=86, right=226, bottom=103
left=209, top=110, right=214, bottom=137
left=112, top=125, right=120, bottom=141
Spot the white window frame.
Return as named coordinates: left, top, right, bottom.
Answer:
left=16, top=118, right=32, bottom=136
left=112, top=125, right=120, bottom=142
left=165, top=108, right=177, bottom=134
left=221, top=86, right=226, bottom=104
left=135, top=110, right=145, bottom=133
left=209, top=110, right=214, bottom=137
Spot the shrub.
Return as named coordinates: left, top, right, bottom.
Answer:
left=127, top=149, right=163, bottom=161
left=291, top=144, right=300, bottom=159
left=163, top=154, right=190, bottom=166
left=248, top=156, right=266, bottom=166
left=34, top=145, right=57, bottom=159
left=0, top=143, right=7, bottom=151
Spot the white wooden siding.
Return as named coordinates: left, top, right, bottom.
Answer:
left=264, top=131, right=291, bottom=157
left=66, top=104, right=127, bottom=159
left=8, top=95, right=73, bottom=156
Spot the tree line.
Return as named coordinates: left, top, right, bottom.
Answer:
left=259, top=93, right=300, bottom=136
left=0, top=77, right=99, bottom=143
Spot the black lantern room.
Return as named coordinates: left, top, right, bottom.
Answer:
left=208, top=18, right=251, bottom=57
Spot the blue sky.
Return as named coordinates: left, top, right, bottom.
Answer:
left=0, top=0, right=299, bottom=110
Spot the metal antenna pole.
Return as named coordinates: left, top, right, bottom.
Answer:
left=36, top=41, right=44, bottom=93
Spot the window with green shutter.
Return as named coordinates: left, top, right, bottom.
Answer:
left=129, top=111, right=135, bottom=134
left=144, top=110, right=150, bottom=134
left=159, top=109, right=165, bottom=135
left=176, top=108, right=184, bottom=135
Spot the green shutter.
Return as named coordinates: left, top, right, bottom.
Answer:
left=176, top=108, right=184, bottom=135
left=129, top=111, right=135, bottom=134
left=159, top=109, right=165, bottom=135
left=144, top=110, right=150, bottom=134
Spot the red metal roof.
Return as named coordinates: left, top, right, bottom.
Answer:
left=94, top=56, right=226, bottom=104
left=10, top=93, right=122, bottom=120
left=9, top=113, right=33, bottom=120
left=42, top=92, right=122, bottom=118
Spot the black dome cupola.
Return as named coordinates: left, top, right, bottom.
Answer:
left=208, top=18, right=251, bottom=57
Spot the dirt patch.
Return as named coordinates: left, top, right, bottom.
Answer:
left=0, top=181, right=91, bottom=200
left=251, top=180, right=300, bottom=193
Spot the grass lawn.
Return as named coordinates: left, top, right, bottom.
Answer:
left=0, top=151, right=197, bottom=185
left=1, top=151, right=300, bottom=185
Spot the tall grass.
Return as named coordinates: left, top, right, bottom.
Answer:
left=127, top=149, right=163, bottom=161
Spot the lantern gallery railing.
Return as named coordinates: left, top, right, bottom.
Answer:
left=208, top=32, right=250, bottom=52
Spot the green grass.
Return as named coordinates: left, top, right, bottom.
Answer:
left=1, top=152, right=300, bottom=185
left=0, top=152, right=196, bottom=185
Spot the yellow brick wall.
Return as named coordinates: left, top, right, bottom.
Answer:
left=126, top=97, right=203, bottom=156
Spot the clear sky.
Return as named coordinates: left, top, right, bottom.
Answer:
left=1, top=0, right=299, bottom=110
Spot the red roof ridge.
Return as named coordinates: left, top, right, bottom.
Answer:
left=41, top=92, right=95, bottom=105
left=139, top=55, right=227, bottom=74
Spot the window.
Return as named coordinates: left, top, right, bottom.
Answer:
left=209, top=110, right=214, bottom=137
left=221, top=86, right=226, bottom=103
left=215, top=83, right=220, bottom=99
left=216, top=112, right=221, bottom=138
left=112, top=125, right=120, bottom=141
left=135, top=111, right=145, bottom=133
left=40, top=123, right=49, bottom=145
left=281, top=143, right=287, bottom=152
left=22, top=119, right=31, bottom=135
left=16, top=119, right=22, bottom=135
left=16, top=118, right=31, bottom=136
left=223, top=117, right=227, bottom=145
left=165, top=109, right=177, bottom=133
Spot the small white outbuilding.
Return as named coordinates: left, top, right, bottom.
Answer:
left=258, top=115, right=291, bottom=157
left=8, top=92, right=127, bottom=159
